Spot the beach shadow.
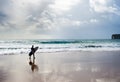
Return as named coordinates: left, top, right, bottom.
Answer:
left=29, top=57, right=39, bottom=72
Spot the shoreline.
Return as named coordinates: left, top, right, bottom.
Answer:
left=1, top=49, right=120, bottom=56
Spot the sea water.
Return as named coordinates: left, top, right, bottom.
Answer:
left=0, top=39, right=120, bottom=55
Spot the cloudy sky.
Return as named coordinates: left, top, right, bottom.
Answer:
left=0, top=0, right=120, bottom=39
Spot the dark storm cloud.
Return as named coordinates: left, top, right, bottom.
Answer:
left=0, top=12, right=7, bottom=23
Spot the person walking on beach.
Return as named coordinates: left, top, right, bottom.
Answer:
left=29, top=45, right=39, bottom=59
left=29, top=45, right=35, bottom=59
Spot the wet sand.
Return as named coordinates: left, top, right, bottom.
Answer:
left=0, top=51, right=120, bottom=82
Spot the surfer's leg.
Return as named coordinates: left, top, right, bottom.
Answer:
left=33, top=54, right=35, bottom=59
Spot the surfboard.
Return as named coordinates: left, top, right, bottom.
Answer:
left=29, top=46, right=39, bottom=56
left=33, top=47, right=39, bottom=53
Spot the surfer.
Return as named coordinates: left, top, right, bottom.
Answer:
left=29, top=45, right=35, bottom=59
left=29, top=45, right=39, bottom=59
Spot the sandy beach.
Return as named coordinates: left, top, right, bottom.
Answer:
left=0, top=51, right=120, bottom=82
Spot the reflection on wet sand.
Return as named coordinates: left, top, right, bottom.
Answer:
left=29, top=57, right=39, bottom=72
left=0, top=51, right=120, bottom=82
left=36, top=51, right=120, bottom=82
left=43, top=63, right=120, bottom=82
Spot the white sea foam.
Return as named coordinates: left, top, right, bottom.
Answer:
left=0, top=39, right=120, bottom=55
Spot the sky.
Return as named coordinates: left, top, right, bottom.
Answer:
left=0, top=0, right=120, bottom=39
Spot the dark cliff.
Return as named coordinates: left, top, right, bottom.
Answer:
left=112, top=34, right=120, bottom=39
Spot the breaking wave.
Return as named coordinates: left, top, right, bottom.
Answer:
left=0, top=39, right=120, bottom=55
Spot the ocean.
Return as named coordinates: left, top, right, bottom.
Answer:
left=0, top=39, right=120, bottom=55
